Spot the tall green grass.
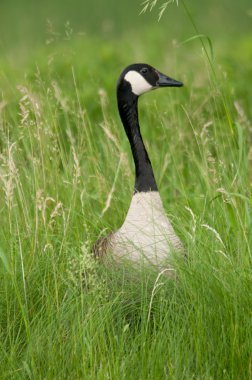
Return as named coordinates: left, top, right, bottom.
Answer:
left=0, top=2, right=252, bottom=378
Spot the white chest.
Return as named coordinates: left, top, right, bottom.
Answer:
left=112, top=192, right=182, bottom=266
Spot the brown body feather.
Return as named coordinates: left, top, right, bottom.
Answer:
left=92, top=232, right=114, bottom=259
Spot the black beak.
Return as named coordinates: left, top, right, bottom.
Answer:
left=156, top=71, right=183, bottom=87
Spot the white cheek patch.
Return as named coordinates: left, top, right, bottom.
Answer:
left=124, top=70, right=153, bottom=95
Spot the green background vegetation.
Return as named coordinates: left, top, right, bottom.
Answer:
left=0, top=0, right=251, bottom=378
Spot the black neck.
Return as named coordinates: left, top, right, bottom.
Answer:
left=117, top=87, right=158, bottom=193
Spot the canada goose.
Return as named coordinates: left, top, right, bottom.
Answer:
left=93, top=63, right=184, bottom=270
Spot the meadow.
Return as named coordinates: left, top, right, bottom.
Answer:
left=0, top=0, right=251, bottom=378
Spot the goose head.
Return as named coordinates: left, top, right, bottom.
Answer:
left=117, top=63, right=183, bottom=97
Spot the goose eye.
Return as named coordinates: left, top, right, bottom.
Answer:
left=140, top=67, right=148, bottom=74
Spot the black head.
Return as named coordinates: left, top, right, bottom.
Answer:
left=117, top=63, right=183, bottom=96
